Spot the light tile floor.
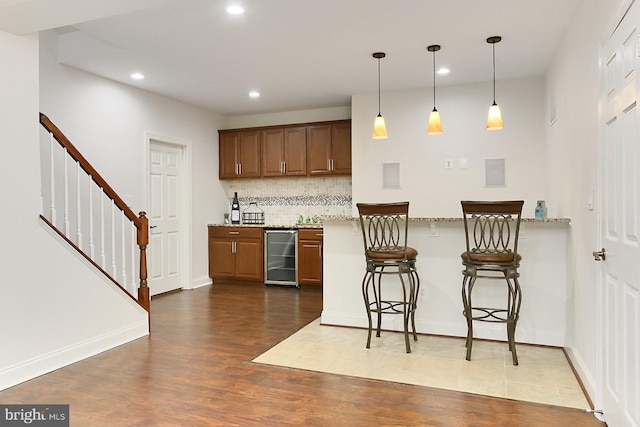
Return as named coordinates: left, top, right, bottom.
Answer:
left=253, top=319, right=590, bottom=409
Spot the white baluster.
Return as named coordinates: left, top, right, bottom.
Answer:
left=49, top=132, right=56, bottom=224
left=100, top=193, right=106, bottom=269
left=88, top=176, right=95, bottom=260
left=111, top=200, right=117, bottom=277
left=76, top=161, right=82, bottom=250
left=63, top=148, right=69, bottom=236
left=121, top=212, right=127, bottom=287
left=131, top=222, right=136, bottom=294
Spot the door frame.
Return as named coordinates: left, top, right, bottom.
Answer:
left=145, top=132, right=192, bottom=294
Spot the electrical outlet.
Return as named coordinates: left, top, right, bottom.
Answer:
left=445, top=159, right=453, bottom=169
left=420, top=287, right=427, bottom=298
left=429, top=222, right=438, bottom=237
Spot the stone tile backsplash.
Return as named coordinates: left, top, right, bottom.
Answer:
left=226, top=176, right=352, bottom=225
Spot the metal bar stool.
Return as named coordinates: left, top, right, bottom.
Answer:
left=460, top=200, right=523, bottom=365
left=357, top=202, right=420, bottom=353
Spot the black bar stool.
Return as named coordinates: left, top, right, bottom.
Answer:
left=357, top=202, right=420, bottom=353
left=460, top=200, right=524, bottom=365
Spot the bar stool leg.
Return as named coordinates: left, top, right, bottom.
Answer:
left=410, top=269, right=420, bottom=342
left=462, top=274, right=475, bottom=361
left=362, top=270, right=374, bottom=349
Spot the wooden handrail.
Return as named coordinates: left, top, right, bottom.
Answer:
left=39, top=113, right=149, bottom=312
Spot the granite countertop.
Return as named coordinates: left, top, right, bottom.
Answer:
left=322, top=215, right=571, bottom=223
left=208, top=223, right=324, bottom=229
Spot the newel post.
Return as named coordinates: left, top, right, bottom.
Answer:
left=137, top=211, right=150, bottom=312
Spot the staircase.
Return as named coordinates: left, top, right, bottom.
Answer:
left=39, top=113, right=150, bottom=313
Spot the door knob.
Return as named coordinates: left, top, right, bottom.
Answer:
left=150, top=225, right=158, bottom=229
left=592, top=248, right=606, bottom=261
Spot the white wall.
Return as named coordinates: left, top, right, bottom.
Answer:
left=0, top=30, right=148, bottom=391
left=225, top=106, right=350, bottom=129
left=352, top=77, right=546, bottom=218
left=39, top=30, right=227, bottom=289
left=545, top=0, right=623, bottom=403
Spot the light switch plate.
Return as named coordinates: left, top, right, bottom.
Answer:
left=445, top=159, right=453, bottom=169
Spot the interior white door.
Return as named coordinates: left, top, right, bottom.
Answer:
left=149, top=140, right=183, bottom=296
left=599, top=3, right=640, bottom=426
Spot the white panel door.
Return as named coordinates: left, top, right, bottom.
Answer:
left=149, top=141, right=183, bottom=296
left=599, top=3, right=640, bottom=426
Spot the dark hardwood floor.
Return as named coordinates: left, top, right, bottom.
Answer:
left=1, top=284, right=603, bottom=426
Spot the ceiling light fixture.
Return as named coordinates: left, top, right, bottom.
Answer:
left=226, top=5, right=244, bottom=15
left=248, top=91, right=260, bottom=98
left=372, top=52, right=388, bottom=139
left=427, top=45, right=443, bottom=135
left=130, top=72, right=145, bottom=80
left=486, top=36, right=504, bottom=130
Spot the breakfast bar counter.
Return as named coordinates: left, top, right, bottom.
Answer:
left=320, top=216, right=571, bottom=347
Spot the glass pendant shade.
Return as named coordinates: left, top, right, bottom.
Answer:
left=486, top=102, right=504, bottom=130
left=427, top=108, right=443, bottom=134
left=373, top=114, right=388, bottom=138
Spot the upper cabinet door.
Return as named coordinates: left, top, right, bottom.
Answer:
left=331, top=121, right=351, bottom=175
left=283, top=126, right=307, bottom=176
left=237, top=130, right=261, bottom=178
left=307, top=124, right=332, bottom=175
left=219, top=132, right=239, bottom=179
left=262, top=128, right=285, bottom=177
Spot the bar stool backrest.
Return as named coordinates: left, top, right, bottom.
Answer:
left=357, top=202, right=411, bottom=262
left=461, top=200, right=524, bottom=265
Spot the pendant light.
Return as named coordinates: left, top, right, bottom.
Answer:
left=372, top=52, right=388, bottom=139
left=486, top=36, right=504, bottom=130
left=427, top=45, right=443, bottom=134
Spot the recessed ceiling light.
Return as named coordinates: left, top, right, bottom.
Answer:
left=249, top=91, right=260, bottom=99
left=227, top=5, right=244, bottom=15
left=436, top=68, right=450, bottom=75
left=131, top=72, right=145, bottom=80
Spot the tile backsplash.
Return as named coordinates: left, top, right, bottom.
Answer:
left=226, top=176, right=352, bottom=225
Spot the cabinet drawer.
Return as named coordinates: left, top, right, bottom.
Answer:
left=209, top=226, right=263, bottom=239
left=298, top=228, right=323, bottom=240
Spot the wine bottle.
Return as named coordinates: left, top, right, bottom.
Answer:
left=231, top=192, right=240, bottom=224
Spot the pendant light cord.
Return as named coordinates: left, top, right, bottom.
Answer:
left=492, top=42, right=496, bottom=104
left=432, top=50, right=437, bottom=109
left=377, top=57, right=382, bottom=115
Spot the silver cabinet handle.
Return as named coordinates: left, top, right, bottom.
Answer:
left=283, top=161, right=286, bottom=174
left=330, top=158, right=334, bottom=171
left=232, top=241, right=236, bottom=253
left=228, top=231, right=240, bottom=235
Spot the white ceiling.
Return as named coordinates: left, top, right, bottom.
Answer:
left=1, top=0, right=581, bottom=116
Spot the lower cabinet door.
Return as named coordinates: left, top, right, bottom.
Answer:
left=298, top=239, right=322, bottom=285
left=209, top=238, right=235, bottom=278
left=234, top=239, right=264, bottom=281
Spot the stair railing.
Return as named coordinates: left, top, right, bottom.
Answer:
left=39, top=113, right=149, bottom=312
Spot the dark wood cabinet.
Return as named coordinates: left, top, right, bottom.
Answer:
left=219, top=130, right=261, bottom=179
left=208, top=226, right=263, bottom=282
left=261, top=126, right=306, bottom=177
left=307, top=120, right=351, bottom=176
left=219, top=120, right=350, bottom=179
left=297, top=228, right=323, bottom=289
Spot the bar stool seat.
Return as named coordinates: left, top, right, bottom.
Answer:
left=460, top=200, right=524, bottom=365
left=357, top=202, right=420, bottom=353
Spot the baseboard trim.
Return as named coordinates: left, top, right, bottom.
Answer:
left=0, top=320, right=149, bottom=391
